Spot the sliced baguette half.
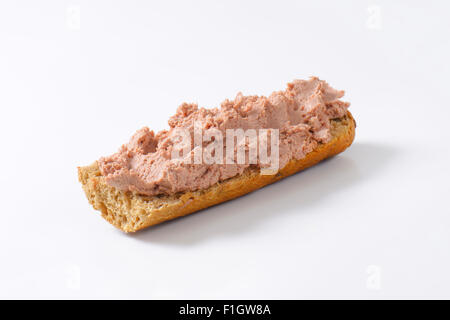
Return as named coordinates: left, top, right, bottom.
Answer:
left=78, top=111, right=356, bottom=232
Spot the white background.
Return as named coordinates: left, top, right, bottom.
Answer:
left=1, top=0, right=449, bottom=299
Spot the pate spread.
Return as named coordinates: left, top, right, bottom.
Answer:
left=98, top=77, right=349, bottom=196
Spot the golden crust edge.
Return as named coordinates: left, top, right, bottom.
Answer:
left=78, top=111, right=356, bottom=232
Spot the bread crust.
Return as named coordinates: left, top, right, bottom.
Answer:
left=78, top=112, right=356, bottom=232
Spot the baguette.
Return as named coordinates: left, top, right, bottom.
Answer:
left=78, top=111, right=355, bottom=232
